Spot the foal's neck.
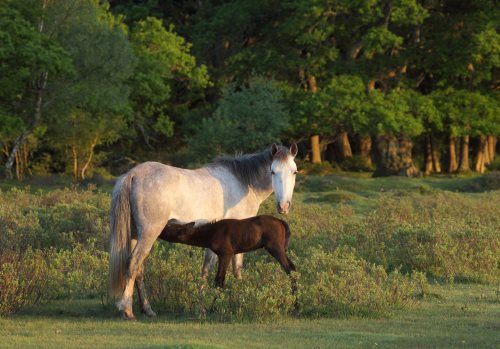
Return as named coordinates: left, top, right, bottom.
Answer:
left=173, top=229, right=212, bottom=249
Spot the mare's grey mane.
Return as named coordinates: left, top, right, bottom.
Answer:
left=209, top=147, right=288, bottom=189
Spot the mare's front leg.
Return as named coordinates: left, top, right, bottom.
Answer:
left=231, top=253, right=244, bottom=279
left=215, top=254, right=232, bottom=288
left=201, top=248, right=217, bottom=279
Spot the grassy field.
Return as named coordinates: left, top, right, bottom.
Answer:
left=1, top=284, right=499, bottom=348
left=1, top=173, right=499, bottom=348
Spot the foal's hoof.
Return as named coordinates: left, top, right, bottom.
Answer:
left=122, top=310, right=137, bottom=321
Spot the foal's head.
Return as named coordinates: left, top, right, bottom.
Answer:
left=164, top=221, right=196, bottom=237
left=271, top=144, right=298, bottom=215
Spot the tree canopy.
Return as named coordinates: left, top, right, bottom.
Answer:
left=1, top=0, right=498, bottom=178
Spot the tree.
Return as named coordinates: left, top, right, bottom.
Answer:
left=44, top=1, right=135, bottom=179
left=0, top=2, right=72, bottom=178
left=368, top=89, right=424, bottom=177
left=192, top=0, right=429, bottom=164
left=127, top=17, right=210, bottom=150
left=189, top=78, right=289, bottom=161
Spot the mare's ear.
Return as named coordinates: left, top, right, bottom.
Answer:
left=290, top=143, right=298, bottom=157
left=271, top=144, right=278, bottom=156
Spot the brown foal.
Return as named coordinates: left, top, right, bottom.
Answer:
left=159, top=215, right=297, bottom=288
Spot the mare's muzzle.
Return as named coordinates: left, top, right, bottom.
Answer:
left=277, top=201, right=291, bottom=215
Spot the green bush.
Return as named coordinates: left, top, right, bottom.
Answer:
left=0, top=187, right=110, bottom=251
left=0, top=248, right=49, bottom=315
left=0, top=243, right=108, bottom=315
left=297, top=248, right=423, bottom=317
left=335, top=192, right=500, bottom=283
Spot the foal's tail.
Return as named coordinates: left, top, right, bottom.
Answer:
left=109, top=173, right=133, bottom=298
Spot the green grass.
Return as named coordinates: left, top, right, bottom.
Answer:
left=1, top=284, right=499, bottom=348
left=295, top=172, right=500, bottom=215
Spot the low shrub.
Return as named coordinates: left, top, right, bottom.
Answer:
left=0, top=187, right=110, bottom=251
left=0, top=248, right=49, bottom=315
left=335, top=192, right=500, bottom=283
left=0, top=244, right=108, bottom=316
left=297, top=247, right=423, bottom=317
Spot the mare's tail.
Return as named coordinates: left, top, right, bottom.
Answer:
left=109, top=173, right=133, bottom=298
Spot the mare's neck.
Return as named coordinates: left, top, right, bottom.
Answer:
left=252, top=177, right=273, bottom=204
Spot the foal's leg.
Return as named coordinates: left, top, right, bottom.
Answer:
left=266, top=247, right=295, bottom=274
left=266, top=246, right=299, bottom=313
left=231, top=253, right=244, bottom=279
left=215, top=254, right=232, bottom=288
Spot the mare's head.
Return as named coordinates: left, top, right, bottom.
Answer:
left=271, top=143, right=298, bottom=215
left=164, top=221, right=196, bottom=237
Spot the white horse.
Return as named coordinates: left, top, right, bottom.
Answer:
left=109, top=144, right=298, bottom=319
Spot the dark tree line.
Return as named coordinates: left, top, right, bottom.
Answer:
left=1, top=0, right=499, bottom=179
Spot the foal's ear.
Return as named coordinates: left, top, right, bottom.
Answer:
left=290, top=143, right=298, bottom=157
left=185, top=222, right=196, bottom=233
left=271, top=144, right=278, bottom=156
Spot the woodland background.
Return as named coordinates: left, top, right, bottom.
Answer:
left=1, top=0, right=499, bottom=180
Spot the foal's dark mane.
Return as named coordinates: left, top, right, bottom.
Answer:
left=208, top=146, right=291, bottom=189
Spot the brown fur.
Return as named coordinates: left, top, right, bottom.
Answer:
left=159, top=215, right=297, bottom=288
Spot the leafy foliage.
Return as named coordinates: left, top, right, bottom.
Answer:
left=189, top=78, right=289, bottom=161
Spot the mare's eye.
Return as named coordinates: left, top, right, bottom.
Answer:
left=293, top=171, right=298, bottom=175
left=271, top=171, right=275, bottom=175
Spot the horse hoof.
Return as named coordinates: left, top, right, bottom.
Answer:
left=122, top=311, right=136, bottom=321
left=144, top=309, right=157, bottom=317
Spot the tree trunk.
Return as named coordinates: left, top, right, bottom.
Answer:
left=72, top=146, right=78, bottom=179
left=448, top=137, right=458, bottom=173
left=80, top=137, right=97, bottom=180
left=307, top=74, right=321, bottom=164
left=5, top=132, right=30, bottom=179
left=310, top=135, right=321, bottom=164
left=432, top=143, right=442, bottom=173
left=373, top=135, right=420, bottom=177
left=424, top=135, right=433, bottom=176
left=487, top=135, right=496, bottom=163
left=335, top=132, right=353, bottom=161
left=475, top=135, right=487, bottom=174
left=359, top=135, right=372, bottom=167
left=458, top=135, right=470, bottom=172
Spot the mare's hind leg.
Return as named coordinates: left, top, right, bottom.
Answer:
left=135, top=263, right=156, bottom=317
left=202, top=248, right=217, bottom=279
left=231, top=253, right=244, bottom=279
left=118, top=230, right=159, bottom=320
left=130, top=238, right=155, bottom=316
